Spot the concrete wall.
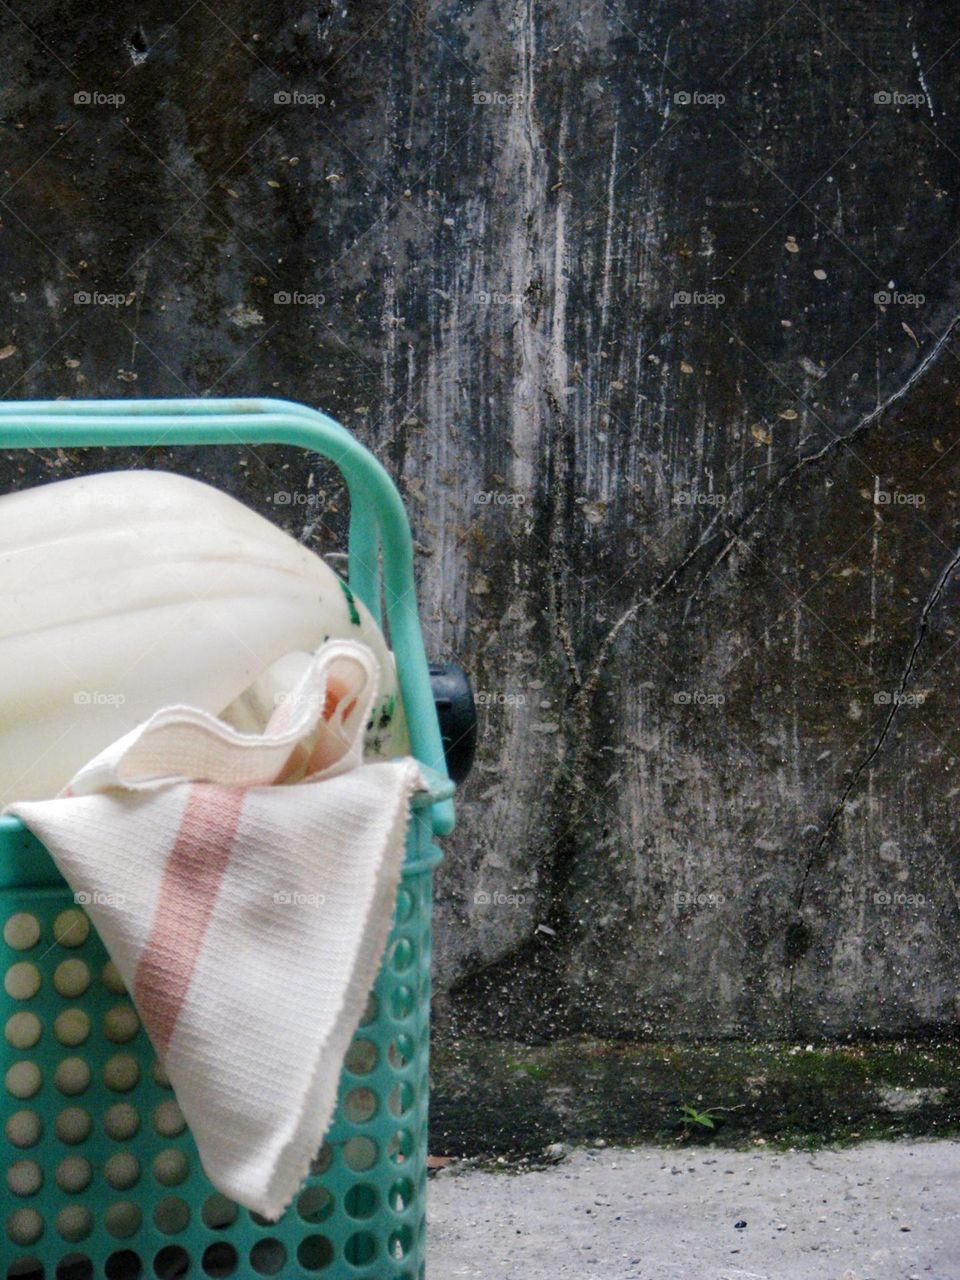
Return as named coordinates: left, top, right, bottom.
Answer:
left=2, top=0, right=959, bottom=1042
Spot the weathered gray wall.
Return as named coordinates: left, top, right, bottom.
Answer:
left=2, top=1, right=959, bottom=1042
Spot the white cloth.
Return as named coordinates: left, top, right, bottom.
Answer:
left=5, top=639, right=424, bottom=1219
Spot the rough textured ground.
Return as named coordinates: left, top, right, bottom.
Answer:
left=429, top=1140, right=960, bottom=1280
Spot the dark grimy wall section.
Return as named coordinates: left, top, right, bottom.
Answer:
left=1, top=2, right=959, bottom=1041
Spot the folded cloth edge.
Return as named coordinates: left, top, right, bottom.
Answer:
left=253, top=755, right=424, bottom=1219
left=57, top=637, right=379, bottom=796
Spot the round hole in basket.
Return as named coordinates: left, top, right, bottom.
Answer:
left=53, top=909, right=90, bottom=949
left=7, top=1158, right=42, bottom=1197
left=152, top=1247, right=190, bottom=1280
left=55, top=1155, right=91, bottom=1194
left=201, top=1243, right=238, bottom=1278
left=201, top=1194, right=238, bottom=1230
left=54, top=1255, right=93, bottom=1280
left=390, top=984, right=415, bottom=1020
left=104, top=1005, right=140, bottom=1044
left=343, top=1038, right=378, bottom=1075
left=54, top=1106, right=91, bottom=1145
left=309, top=1142, right=333, bottom=1176
left=3, top=912, right=41, bottom=950
left=296, top=1186, right=334, bottom=1223
left=5, top=1109, right=42, bottom=1148
left=152, top=1150, right=189, bottom=1187
left=105, top=1202, right=143, bottom=1239
left=5, top=1011, right=42, bottom=1049
left=5, top=962, right=41, bottom=1000
left=388, top=1129, right=414, bottom=1164
left=54, top=1057, right=91, bottom=1096
left=389, top=1177, right=415, bottom=1212
left=6, top=1207, right=44, bottom=1246
left=53, top=959, right=89, bottom=998
left=343, top=1085, right=378, bottom=1123
left=56, top=1204, right=93, bottom=1243
left=387, top=1033, right=414, bottom=1070
left=104, top=1103, right=141, bottom=1141
left=295, top=1236, right=334, bottom=1272
left=342, top=1135, right=378, bottom=1171
left=249, top=1239, right=288, bottom=1275
left=152, top=1100, right=185, bottom=1138
left=389, top=1225, right=415, bottom=1259
left=105, top=1252, right=143, bottom=1280
left=344, top=1183, right=378, bottom=1219
left=5, top=1060, right=42, bottom=1099
left=54, top=1009, right=90, bottom=1047
left=104, top=1053, right=140, bottom=1092
left=154, top=1197, right=190, bottom=1235
left=104, top=1152, right=141, bottom=1191
left=391, top=937, right=415, bottom=973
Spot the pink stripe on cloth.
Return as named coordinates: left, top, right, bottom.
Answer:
left=134, top=783, right=247, bottom=1055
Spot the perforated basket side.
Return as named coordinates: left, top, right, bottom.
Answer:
left=1, top=842, right=436, bottom=1280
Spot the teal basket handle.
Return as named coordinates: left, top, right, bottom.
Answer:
left=0, top=398, right=455, bottom=835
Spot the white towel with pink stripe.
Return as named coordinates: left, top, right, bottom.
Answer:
left=4, top=639, right=425, bottom=1219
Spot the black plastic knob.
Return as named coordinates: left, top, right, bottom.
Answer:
left=429, top=662, right=477, bottom=785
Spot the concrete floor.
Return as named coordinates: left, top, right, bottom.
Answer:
left=429, top=1140, right=960, bottom=1279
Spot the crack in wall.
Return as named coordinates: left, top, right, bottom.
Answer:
left=559, top=311, right=960, bottom=1035
left=576, top=312, right=960, bottom=721
left=685, top=309, right=960, bottom=614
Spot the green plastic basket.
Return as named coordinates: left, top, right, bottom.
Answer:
left=0, top=399, right=455, bottom=1280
